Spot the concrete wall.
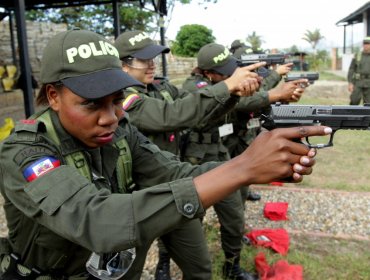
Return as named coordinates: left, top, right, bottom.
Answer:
left=0, top=20, right=67, bottom=80
left=156, top=54, right=197, bottom=80
left=0, top=19, right=195, bottom=82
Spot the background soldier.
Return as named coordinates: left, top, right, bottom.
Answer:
left=348, top=36, right=370, bottom=105
left=228, top=45, right=297, bottom=203
left=182, top=43, right=255, bottom=280
left=114, top=31, right=262, bottom=280
left=230, top=39, right=248, bottom=54
left=182, top=43, right=306, bottom=280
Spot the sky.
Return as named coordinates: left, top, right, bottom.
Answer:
left=163, top=0, right=369, bottom=51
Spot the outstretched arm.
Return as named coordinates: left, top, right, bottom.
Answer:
left=194, top=125, right=332, bottom=208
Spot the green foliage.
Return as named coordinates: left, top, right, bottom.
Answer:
left=300, top=29, right=326, bottom=71
left=25, top=1, right=219, bottom=37
left=302, top=28, right=325, bottom=51
left=305, top=49, right=331, bottom=71
left=246, top=31, right=264, bottom=53
left=283, top=45, right=301, bottom=54
left=26, top=3, right=155, bottom=36
left=172, top=24, right=215, bottom=57
left=119, top=6, right=156, bottom=33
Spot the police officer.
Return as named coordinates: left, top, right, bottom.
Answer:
left=228, top=45, right=299, bottom=203
left=0, top=29, right=329, bottom=280
left=348, top=36, right=370, bottom=105
left=182, top=43, right=253, bottom=280
left=230, top=39, right=248, bottom=54
left=114, top=31, right=264, bottom=280
left=182, top=43, right=306, bottom=279
left=233, top=46, right=294, bottom=93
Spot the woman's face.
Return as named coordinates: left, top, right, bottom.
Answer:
left=47, top=85, right=125, bottom=148
left=206, top=71, right=228, bottom=84
left=122, top=58, right=156, bottom=85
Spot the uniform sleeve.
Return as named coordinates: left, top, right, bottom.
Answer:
left=123, top=122, right=220, bottom=186
left=348, top=58, right=356, bottom=83
left=182, top=76, right=203, bottom=92
left=234, top=91, right=270, bottom=113
left=0, top=132, right=213, bottom=254
left=165, top=82, right=189, bottom=99
left=123, top=81, right=236, bottom=132
left=261, top=70, right=281, bottom=91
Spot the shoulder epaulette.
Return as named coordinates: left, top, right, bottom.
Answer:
left=124, top=87, right=139, bottom=94
left=153, top=76, right=168, bottom=85
left=14, top=119, right=44, bottom=133
left=14, top=119, right=45, bottom=142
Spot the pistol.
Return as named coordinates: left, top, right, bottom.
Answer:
left=284, top=72, right=319, bottom=87
left=261, top=103, right=370, bottom=148
left=237, top=53, right=286, bottom=77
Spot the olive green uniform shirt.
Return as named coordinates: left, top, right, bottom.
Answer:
left=182, top=74, right=272, bottom=155
left=122, top=79, right=238, bottom=155
left=181, top=75, right=231, bottom=161
left=0, top=109, right=220, bottom=277
left=347, top=52, right=370, bottom=104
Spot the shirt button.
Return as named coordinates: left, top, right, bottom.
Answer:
left=183, top=203, right=194, bottom=214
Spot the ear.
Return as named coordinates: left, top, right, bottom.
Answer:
left=46, top=84, right=61, bottom=112
left=204, top=70, right=212, bottom=80
left=122, top=64, right=129, bottom=73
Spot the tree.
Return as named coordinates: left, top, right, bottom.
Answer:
left=25, top=1, right=219, bottom=37
left=302, top=28, right=325, bottom=71
left=171, top=24, right=215, bottom=57
left=286, top=45, right=300, bottom=54
left=26, top=3, right=155, bottom=36
left=302, top=28, right=325, bottom=53
left=246, top=31, right=264, bottom=53
left=306, top=49, right=330, bottom=71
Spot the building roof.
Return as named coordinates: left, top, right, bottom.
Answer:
left=336, top=1, right=370, bottom=26
left=0, top=0, right=139, bottom=10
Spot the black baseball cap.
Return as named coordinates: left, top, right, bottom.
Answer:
left=114, top=30, right=170, bottom=60
left=197, top=43, right=238, bottom=76
left=40, top=29, right=142, bottom=99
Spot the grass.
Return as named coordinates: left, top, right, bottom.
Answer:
left=319, top=71, right=347, bottom=82
left=203, top=73, right=370, bottom=279
left=295, top=78, right=370, bottom=192
left=206, top=225, right=370, bottom=280
left=173, top=72, right=370, bottom=192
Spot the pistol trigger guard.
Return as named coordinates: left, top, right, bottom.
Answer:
left=305, top=135, right=333, bottom=149
left=328, top=132, right=335, bottom=147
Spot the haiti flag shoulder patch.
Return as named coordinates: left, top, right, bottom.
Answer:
left=23, top=156, right=61, bottom=182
